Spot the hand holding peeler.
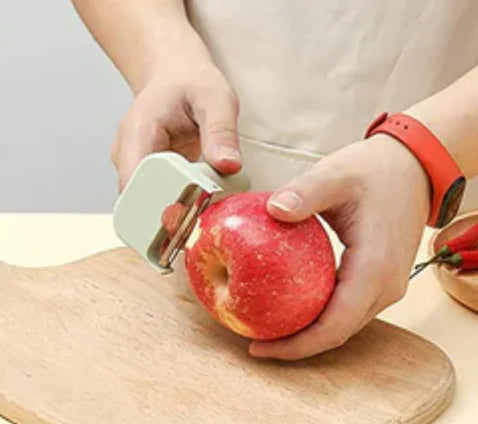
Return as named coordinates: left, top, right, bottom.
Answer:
left=113, top=152, right=250, bottom=274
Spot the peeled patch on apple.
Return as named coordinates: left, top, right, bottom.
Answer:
left=161, top=202, right=189, bottom=236
left=162, top=192, right=336, bottom=341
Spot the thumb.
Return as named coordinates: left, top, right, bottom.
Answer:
left=267, top=158, right=352, bottom=222
left=190, top=86, right=242, bottom=175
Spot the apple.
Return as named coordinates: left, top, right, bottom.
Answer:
left=182, top=191, right=336, bottom=341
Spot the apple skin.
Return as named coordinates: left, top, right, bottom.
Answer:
left=184, top=191, right=336, bottom=341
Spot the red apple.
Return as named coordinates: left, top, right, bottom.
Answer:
left=184, top=191, right=336, bottom=340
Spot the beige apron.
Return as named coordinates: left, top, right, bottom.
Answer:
left=186, top=0, right=478, bottom=212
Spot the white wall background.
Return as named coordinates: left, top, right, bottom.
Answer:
left=0, top=1, right=131, bottom=212
left=3, top=2, right=478, bottom=215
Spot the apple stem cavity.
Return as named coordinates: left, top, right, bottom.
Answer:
left=210, top=262, right=230, bottom=302
left=213, top=264, right=229, bottom=288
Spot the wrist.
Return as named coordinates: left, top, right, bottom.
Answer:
left=403, top=68, right=478, bottom=179
left=367, top=134, right=431, bottom=224
left=365, top=113, right=466, bottom=227
left=404, top=104, right=463, bottom=171
left=137, top=23, right=213, bottom=94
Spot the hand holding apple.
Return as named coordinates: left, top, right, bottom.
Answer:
left=249, top=135, right=430, bottom=360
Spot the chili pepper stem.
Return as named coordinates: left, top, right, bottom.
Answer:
left=414, top=245, right=451, bottom=270
left=436, top=253, right=463, bottom=267
left=411, top=246, right=452, bottom=280
left=409, top=266, right=425, bottom=280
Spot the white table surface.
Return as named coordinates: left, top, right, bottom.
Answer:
left=0, top=214, right=476, bottom=424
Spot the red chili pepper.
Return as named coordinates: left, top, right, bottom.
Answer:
left=439, top=250, right=478, bottom=272
left=438, top=222, right=478, bottom=256
left=414, top=222, right=478, bottom=272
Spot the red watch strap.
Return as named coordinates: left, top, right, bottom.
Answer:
left=365, top=112, right=464, bottom=227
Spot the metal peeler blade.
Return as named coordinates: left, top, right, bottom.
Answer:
left=113, top=152, right=249, bottom=274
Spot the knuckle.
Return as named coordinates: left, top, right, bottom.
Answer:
left=125, top=116, right=169, bottom=147
left=117, top=113, right=129, bottom=133
left=359, top=252, right=406, bottom=304
left=191, top=74, right=239, bottom=111
left=362, top=252, right=396, bottom=282
left=378, top=261, right=396, bottom=282
left=111, top=121, right=126, bottom=168
left=149, top=118, right=169, bottom=139
left=203, top=122, right=236, bottom=136
left=110, top=146, right=119, bottom=168
left=116, top=119, right=129, bottom=147
left=319, top=319, right=355, bottom=351
left=223, top=86, right=239, bottom=110
left=116, top=113, right=135, bottom=142
left=387, top=283, right=407, bottom=303
left=328, top=332, right=350, bottom=349
left=324, top=155, right=364, bottom=196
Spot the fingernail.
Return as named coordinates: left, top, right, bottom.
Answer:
left=269, top=191, right=302, bottom=212
left=219, top=146, right=241, bottom=162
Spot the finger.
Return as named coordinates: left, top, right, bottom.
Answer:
left=267, top=157, right=361, bottom=222
left=354, top=292, right=395, bottom=337
left=249, top=246, right=382, bottom=360
left=358, top=274, right=408, bottom=332
left=355, top=297, right=382, bottom=334
left=115, top=118, right=170, bottom=191
left=189, top=86, right=241, bottom=175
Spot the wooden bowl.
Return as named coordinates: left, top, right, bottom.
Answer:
left=429, top=212, right=478, bottom=312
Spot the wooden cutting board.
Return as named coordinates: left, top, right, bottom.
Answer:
left=0, top=248, right=454, bottom=424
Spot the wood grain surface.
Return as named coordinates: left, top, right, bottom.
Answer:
left=0, top=248, right=454, bottom=424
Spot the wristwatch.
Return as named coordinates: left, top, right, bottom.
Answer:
left=365, top=112, right=466, bottom=228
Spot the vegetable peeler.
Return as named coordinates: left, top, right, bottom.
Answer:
left=113, top=152, right=250, bottom=274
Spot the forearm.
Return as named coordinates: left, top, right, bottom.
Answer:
left=406, top=66, right=478, bottom=178
left=72, top=0, right=210, bottom=93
